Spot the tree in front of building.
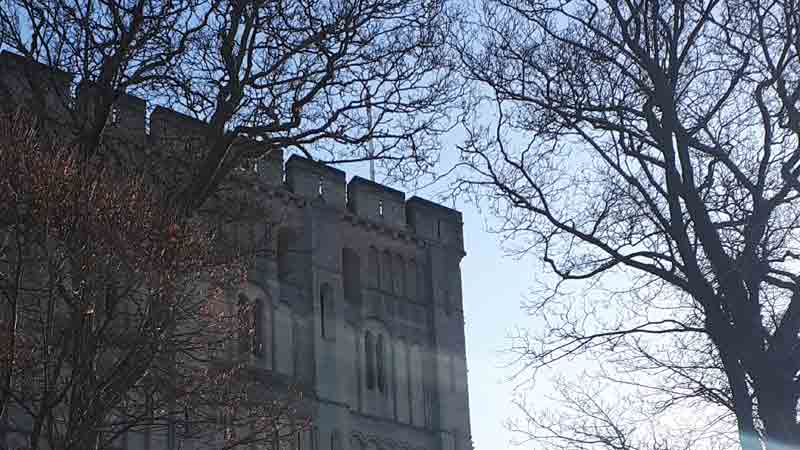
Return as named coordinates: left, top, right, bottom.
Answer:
left=0, top=111, right=301, bottom=450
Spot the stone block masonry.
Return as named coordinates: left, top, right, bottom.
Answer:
left=0, top=50, right=473, bottom=450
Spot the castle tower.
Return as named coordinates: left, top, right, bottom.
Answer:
left=407, top=198, right=471, bottom=450
left=0, top=51, right=472, bottom=450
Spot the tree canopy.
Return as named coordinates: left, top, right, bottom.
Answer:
left=0, top=0, right=462, bottom=208
left=0, top=111, right=303, bottom=450
left=455, top=0, right=800, bottom=448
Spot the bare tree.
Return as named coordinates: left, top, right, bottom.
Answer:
left=506, top=373, right=738, bottom=450
left=454, top=0, right=800, bottom=448
left=0, top=1, right=461, bottom=446
left=0, top=111, right=302, bottom=450
left=0, top=0, right=462, bottom=209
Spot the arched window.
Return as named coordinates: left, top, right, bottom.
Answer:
left=254, top=298, right=265, bottom=357
left=237, top=294, right=252, bottom=355
left=236, top=294, right=267, bottom=358
left=330, top=430, right=342, bottom=450
left=377, top=333, right=386, bottom=393
left=365, top=331, right=375, bottom=390
left=320, top=283, right=335, bottom=339
left=342, top=248, right=362, bottom=304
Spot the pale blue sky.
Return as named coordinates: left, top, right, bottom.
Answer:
left=457, top=199, right=530, bottom=450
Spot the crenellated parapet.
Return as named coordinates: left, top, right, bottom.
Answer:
left=406, top=197, right=464, bottom=253
left=0, top=50, right=462, bottom=249
left=286, top=154, right=347, bottom=209
left=348, top=176, right=406, bottom=229
left=0, top=51, right=72, bottom=111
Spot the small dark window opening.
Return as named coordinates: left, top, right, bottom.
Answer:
left=109, top=106, right=120, bottom=126
left=436, top=220, right=442, bottom=238
left=320, top=290, right=327, bottom=338
left=254, top=298, right=264, bottom=357
left=317, top=176, right=324, bottom=197
left=237, top=294, right=251, bottom=355
left=320, top=283, right=335, bottom=339
left=377, top=333, right=386, bottom=393
left=378, top=200, right=384, bottom=217
left=365, top=331, right=375, bottom=390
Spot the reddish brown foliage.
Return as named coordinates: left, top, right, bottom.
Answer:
left=0, top=112, right=300, bottom=450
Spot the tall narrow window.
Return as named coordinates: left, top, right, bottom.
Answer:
left=237, top=294, right=251, bottom=355
left=378, top=199, right=384, bottom=217
left=320, top=283, right=334, bottom=339
left=330, top=430, right=342, bottom=450
left=254, top=298, right=264, bottom=356
left=317, top=176, right=324, bottom=197
left=365, top=331, right=375, bottom=390
left=320, top=290, right=326, bottom=338
left=377, top=333, right=386, bottom=393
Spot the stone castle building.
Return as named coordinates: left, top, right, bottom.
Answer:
left=0, top=50, right=472, bottom=450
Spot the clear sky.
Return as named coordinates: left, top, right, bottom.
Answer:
left=455, top=198, right=531, bottom=450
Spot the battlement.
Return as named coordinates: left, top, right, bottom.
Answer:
left=0, top=50, right=463, bottom=249
left=286, top=154, right=347, bottom=208
left=0, top=51, right=72, bottom=115
left=348, top=176, right=406, bottom=228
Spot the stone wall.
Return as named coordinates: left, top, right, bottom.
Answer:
left=0, top=50, right=472, bottom=450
